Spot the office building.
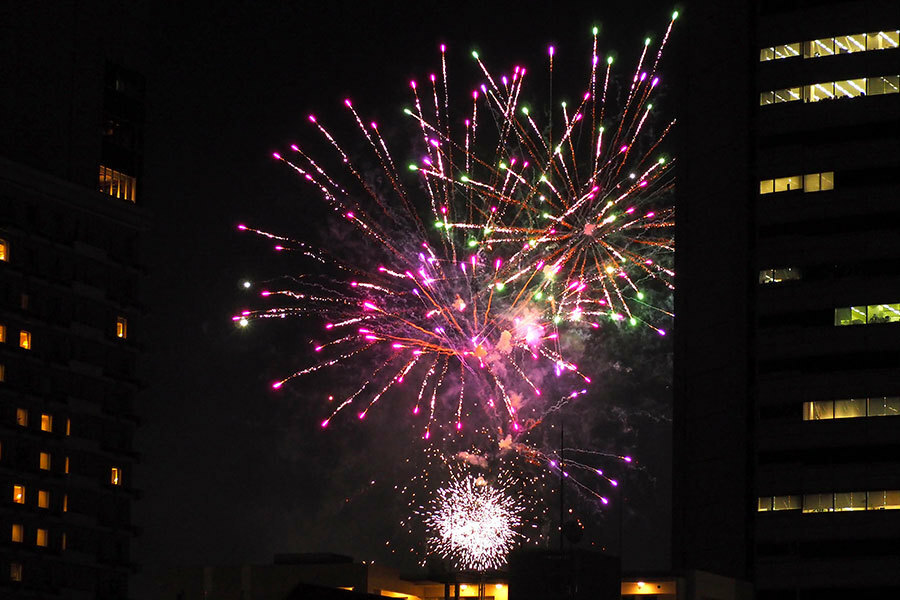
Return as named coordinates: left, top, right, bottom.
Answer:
left=0, top=3, right=147, bottom=597
left=674, top=1, right=900, bottom=597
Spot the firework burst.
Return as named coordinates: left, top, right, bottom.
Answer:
left=421, top=471, right=525, bottom=571
left=236, top=13, right=677, bottom=444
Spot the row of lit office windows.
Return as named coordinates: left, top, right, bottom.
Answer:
left=11, top=485, right=65, bottom=510
left=0, top=324, right=32, bottom=349
left=14, top=408, right=71, bottom=434
left=759, top=172, right=833, bottom=195
left=758, top=490, right=900, bottom=513
left=803, top=397, right=900, bottom=420
left=760, top=75, right=899, bottom=105
left=2, top=316, right=127, bottom=342
left=835, top=303, right=900, bottom=326
left=760, top=30, right=899, bottom=61
left=10, top=524, right=61, bottom=550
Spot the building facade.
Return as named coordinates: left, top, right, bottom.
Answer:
left=0, top=2, right=146, bottom=597
left=674, top=0, right=900, bottom=597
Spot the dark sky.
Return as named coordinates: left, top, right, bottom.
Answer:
left=134, top=1, right=676, bottom=595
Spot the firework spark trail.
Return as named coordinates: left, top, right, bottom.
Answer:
left=237, top=13, right=677, bottom=444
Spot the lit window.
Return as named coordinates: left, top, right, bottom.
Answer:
left=39, top=452, right=51, bottom=470
left=62, top=494, right=68, bottom=512
left=867, top=303, right=900, bottom=324
left=835, top=491, right=867, bottom=511
left=803, top=172, right=835, bottom=192
left=66, top=418, right=71, bottom=436
left=869, top=75, right=900, bottom=95
left=13, top=485, right=25, bottom=504
left=868, top=397, right=900, bottom=417
left=868, top=490, right=900, bottom=510
left=0, top=323, right=6, bottom=342
left=0, top=238, right=7, bottom=261
left=40, top=414, right=52, bottom=432
left=11, top=524, right=23, bottom=543
left=760, top=75, right=900, bottom=106
left=98, top=165, right=137, bottom=203
left=0, top=363, right=5, bottom=382
left=19, top=331, right=31, bottom=350
left=10, top=562, right=22, bottom=581
left=759, top=179, right=775, bottom=194
left=774, top=175, right=802, bottom=192
left=835, top=306, right=867, bottom=326
left=773, top=495, right=801, bottom=511
left=38, top=490, right=49, bottom=509
left=868, top=30, right=900, bottom=50
left=836, top=303, right=900, bottom=326
left=16, top=408, right=28, bottom=426
left=36, top=528, right=47, bottom=547
left=805, top=36, right=835, bottom=57
left=116, top=316, right=127, bottom=339
left=759, top=268, right=801, bottom=284
left=111, top=467, right=121, bottom=485
left=803, top=400, right=834, bottom=420
left=757, top=496, right=772, bottom=511
left=835, top=398, right=866, bottom=419
left=64, top=456, right=69, bottom=474
left=802, top=493, right=833, bottom=513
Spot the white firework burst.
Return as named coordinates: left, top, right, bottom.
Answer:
left=423, top=473, right=524, bottom=571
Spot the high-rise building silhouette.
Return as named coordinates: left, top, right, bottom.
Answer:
left=674, top=1, right=900, bottom=597
left=0, top=3, right=147, bottom=597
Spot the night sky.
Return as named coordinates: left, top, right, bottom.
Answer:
left=134, top=1, right=676, bottom=595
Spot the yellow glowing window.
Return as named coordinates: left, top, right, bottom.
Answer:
left=0, top=238, right=7, bottom=262
left=835, top=399, right=866, bottom=418
left=759, top=179, right=774, bottom=194
left=62, top=494, right=68, bottom=512
left=802, top=493, right=833, bottom=513
left=41, top=414, right=52, bottom=432
left=869, top=397, right=900, bottom=417
left=13, top=485, right=25, bottom=504
left=759, top=268, right=801, bottom=284
left=835, top=491, right=867, bottom=511
left=868, top=490, right=900, bottom=510
left=66, top=418, right=71, bottom=436
left=19, top=330, right=31, bottom=350
left=116, top=316, right=127, bottom=339
left=773, top=495, right=801, bottom=511
left=98, top=165, right=137, bottom=203
left=10, top=562, right=22, bottom=581
left=757, top=496, right=772, bottom=511
left=0, top=324, right=6, bottom=342
left=111, top=467, right=121, bottom=485
left=64, top=456, right=69, bottom=474
left=39, top=452, right=51, bottom=470
left=38, top=490, right=49, bottom=509
left=773, top=176, right=802, bottom=193
left=11, top=524, right=23, bottom=543
left=36, top=528, right=47, bottom=547
left=16, top=408, right=28, bottom=427
left=834, top=306, right=866, bottom=326
left=803, top=400, right=834, bottom=420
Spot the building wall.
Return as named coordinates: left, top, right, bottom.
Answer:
left=671, top=0, right=756, bottom=581
left=675, top=0, right=900, bottom=597
left=0, top=2, right=147, bottom=597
